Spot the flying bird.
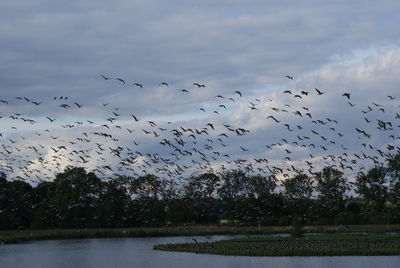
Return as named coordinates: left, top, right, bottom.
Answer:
left=46, top=117, right=56, bottom=122
left=115, top=78, right=125, bottom=84
left=301, top=91, right=308, bottom=96
left=132, top=114, right=140, bottom=122
left=234, top=90, right=242, bottom=97
left=193, top=83, right=205, bottom=87
left=266, top=116, right=280, bottom=123
left=342, top=92, right=351, bottom=99
left=101, top=74, right=111, bottom=80
left=315, top=88, right=325, bottom=95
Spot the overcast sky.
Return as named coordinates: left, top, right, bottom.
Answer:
left=1, top=1, right=400, bottom=181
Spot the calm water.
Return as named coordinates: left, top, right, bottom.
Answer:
left=0, top=235, right=399, bottom=268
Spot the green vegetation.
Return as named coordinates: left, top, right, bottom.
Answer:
left=1, top=153, right=400, bottom=242
left=1, top=225, right=399, bottom=244
left=154, top=234, right=400, bottom=256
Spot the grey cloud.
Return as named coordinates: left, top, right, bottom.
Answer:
left=1, top=1, right=400, bottom=180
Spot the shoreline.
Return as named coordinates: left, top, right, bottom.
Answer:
left=154, top=234, right=400, bottom=256
left=1, top=225, right=399, bottom=245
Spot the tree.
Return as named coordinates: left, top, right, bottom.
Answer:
left=282, top=172, right=314, bottom=232
left=43, top=167, right=103, bottom=228
left=283, top=172, right=314, bottom=200
left=385, top=154, right=400, bottom=224
left=31, top=181, right=55, bottom=228
left=241, top=175, right=279, bottom=225
left=99, top=178, right=130, bottom=227
left=217, top=170, right=252, bottom=224
left=355, top=166, right=388, bottom=222
left=128, top=174, right=166, bottom=226
left=314, top=166, right=347, bottom=224
left=0, top=173, right=34, bottom=229
left=218, top=170, right=251, bottom=200
left=181, top=173, right=220, bottom=224
left=184, top=173, right=220, bottom=200
left=387, top=154, right=400, bottom=204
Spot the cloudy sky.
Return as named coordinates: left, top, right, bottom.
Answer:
left=1, top=1, right=400, bottom=181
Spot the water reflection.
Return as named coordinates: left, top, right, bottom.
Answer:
left=0, top=235, right=399, bottom=268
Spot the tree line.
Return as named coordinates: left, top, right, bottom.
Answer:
left=0, top=154, right=399, bottom=230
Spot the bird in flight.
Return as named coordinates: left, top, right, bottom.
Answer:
left=342, top=92, right=351, bottom=100
left=101, top=74, right=111, bottom=80
left=115, top=78, right=125, bottom=85
left=160, top=82, right=169, bottom=87
left=234, top=91, right=242, bottom=97
left=267, top=115, right=280, bottom=123
left=315, top=88, right=325, bottom=95
left=46, top=116, right=56, bottom=122
left=240, top=146, right=248, bottom=152
left=133, top=83, right=143, bottom=88
left=132, top=114, right=140, bottom=122
left=285, top=75, right=294, bottom=80
left=58, top=104, right=71, bottom=109
left=193, top=83, right=205, bottom=87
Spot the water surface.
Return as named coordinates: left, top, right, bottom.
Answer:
left=0, top=235, right=399, bottom=268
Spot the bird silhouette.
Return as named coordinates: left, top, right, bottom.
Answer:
left=133, top=83, right=143, bottom=88
left=342, top=93, right=351, bottom=99
left=315, top=88, right=325, bottom=95
left=131, top=115, right=140, bottom=122
left=234, top=90, right=242, bottom=97
left=115, top=78, right=125, bottom=84
left=101, top=74, right=111, bottom=80
left=193, top=83, right=205, bottom=87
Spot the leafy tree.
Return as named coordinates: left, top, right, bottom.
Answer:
left=129, top=174, right=164, bottom=199
left=128, top=174, right=166, bottom=226
left=31, top=181, right=56, bottom=228
left=282, top=172, right=314, bottom=231
left=239, top=175, right=279, bottom=225
left=218, top=170, right=251, bottom=200
left=182, top=173, right=221, bottom=224
left=283, top=172, right=314, bottom=200
left=99, top=178, right=130, bottom=227
left=44, top=167, right=103, bottom=228
left=355, top=166, right=388, bottom=222
left=314, top=167, right=348, bottom=224
left=184, top=173, right=220, bottom=199
left=0, top=173, right=33, bottom=229
left=217, top=170, right=252, bottom=223
left=385, top=154, right=400, bottom=224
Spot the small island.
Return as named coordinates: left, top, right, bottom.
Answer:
left=154, top=235, right=400, bottom=256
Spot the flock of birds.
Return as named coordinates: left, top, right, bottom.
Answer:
left=0, top=74, right=399, bottom=183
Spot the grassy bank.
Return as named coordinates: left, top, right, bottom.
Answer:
left=1, top=225, right=400, bottom=245
left=154, top=234, right=400, bottom=256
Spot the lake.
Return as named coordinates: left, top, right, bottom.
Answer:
left=0, top=235, right=399, bottom=268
